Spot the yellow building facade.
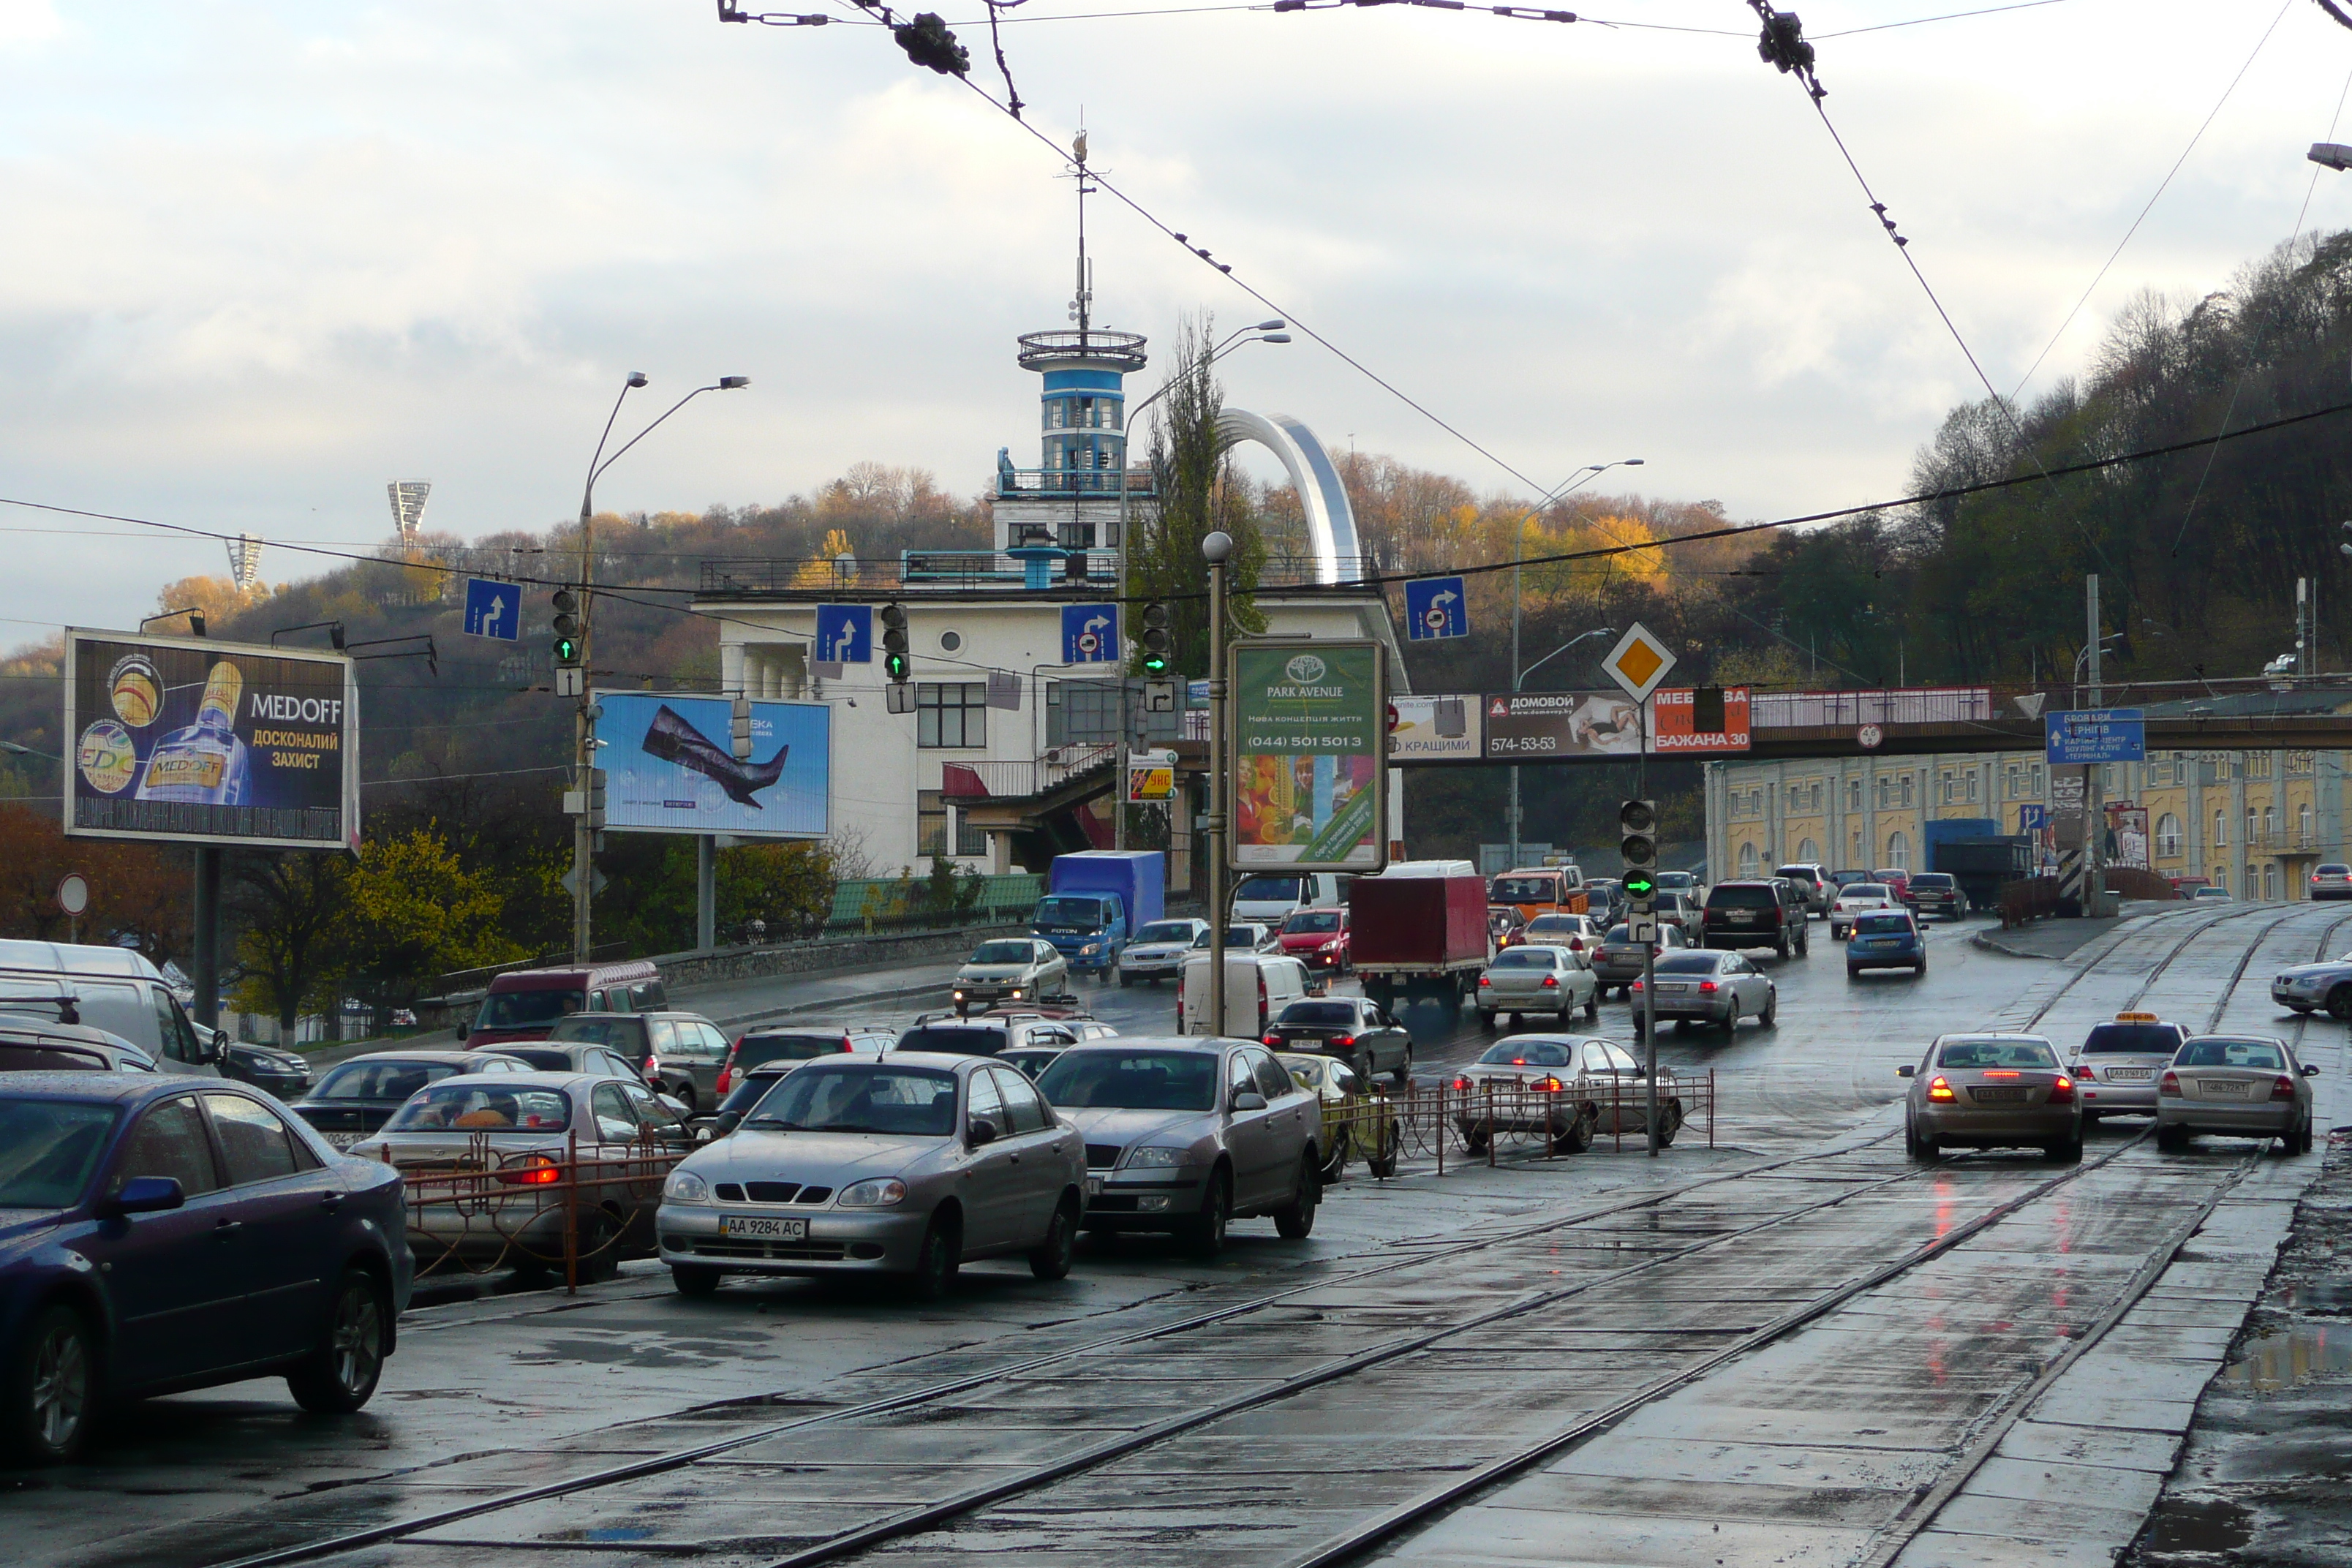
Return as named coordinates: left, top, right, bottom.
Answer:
left=1705, top=748, right=2352, bottom=900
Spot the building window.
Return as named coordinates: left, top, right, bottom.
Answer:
left=2247, top=807, right=2259, bottom=845
left=916, top=682, right=988, bottom=748
left=2266, top=864, right=2279, bottom=901
left=2157, top=813, right=2182, bottom=858
left=1048, top=680, right=1120, bottom=747
left=1967, top=772, right=1980, bottom=803
left=2263, top=806, right=2277, bottom=845
left=1939, top=770, right=1954, bottom=804
left=1797, top=837, right=1818, bottom=862
left=917, top=790, right=947, bottom=857
left=1809, top=782, right=1823, bottom=811
left=1738, top=842, right=1760, bottom=877
left=2031, top=763, right=2044, bottom=795
left=954, top=807, right=987, bottom=858
left=1900, top=775, right=1915, bottom=808
left=2215, top=809, right=2227, bottom=848
left=1851, top=829, right=1863, bottom=861
left=1876, top=777, right=1891, bottom=810
left=1847, top=778, right=1863, bottom=810
left=2301, top=803, right=2314, bottom=848
left=1885, top=831, right=1910, bottom=870
left=2214, top=866, right=2228, bottom=893
left=2248, top=753, right=2273, bottom=780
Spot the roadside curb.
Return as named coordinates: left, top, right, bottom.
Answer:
left=1969, top=927, right=2055, bottom=960
left=704, top=977, right=951, bottom=1030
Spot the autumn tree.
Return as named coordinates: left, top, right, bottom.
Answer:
left=331, top=826, right=527, bottom=1027
left=230, top=853, right=350, bottom=1030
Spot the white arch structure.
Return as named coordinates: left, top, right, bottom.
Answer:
left=1215, top=409, right=1361, bottom=584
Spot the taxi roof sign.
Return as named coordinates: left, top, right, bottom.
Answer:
left=1600, top=622, right=1678, bottom=704
left=2113, top=1011, right=2160, bottom=1023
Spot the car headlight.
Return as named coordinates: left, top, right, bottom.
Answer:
left=1082, top=943, right=1102, bottom=956
left=1009, top=987, right=1025, bottom=999
left=1319, top=939, right=1340, bottom=951
left=664, top=1169, right=711, bottom=1204
left=1125, top=1146, right=1188, bottom=1169
left=837, top=1177, right=908, bottom=1207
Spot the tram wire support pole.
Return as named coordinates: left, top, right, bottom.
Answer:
left=1205, top=530, right=1232, bottom=1041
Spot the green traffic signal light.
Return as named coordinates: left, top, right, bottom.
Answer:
left=883, top=650, right=910, bottom=682
left=554, top=634, right=580, bottom=664
left=1142, top=649, right=1169, bottom=674
left=1622, top=870, right=1657, bottom=901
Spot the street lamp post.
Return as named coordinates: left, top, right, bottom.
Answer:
left=1111, top=324, right=1286, bottom=853
left=1507, top=459, right=1640, bottom=870
left=1203, top=530, right=1234, bottom=1039
left=568, top=373, right=750, bottom=962
left=1506, top=628, right=1616, bottom=870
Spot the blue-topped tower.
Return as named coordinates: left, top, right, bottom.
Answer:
left=992, top=130, right=1150, bottom=580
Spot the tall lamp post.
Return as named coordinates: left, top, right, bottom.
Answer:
left=1203, top=529, right=1234, bottom=1039
left=569, top=373, right=750, bottom=962
left=1112, top=324, right=1286, bottom=853
left=1505, top=627, right=1616, bottom=870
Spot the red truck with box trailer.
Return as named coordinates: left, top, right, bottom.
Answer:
left=1349, top=860, right=1493, bottom=1013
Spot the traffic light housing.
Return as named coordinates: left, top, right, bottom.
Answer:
left=881, top=602, right=910, bottom=682
left=1139, top=602, right=1172, bottom=674
left=551, top=588, right=581, bottom=666
left=1620, top=799, right=1658, bottom=906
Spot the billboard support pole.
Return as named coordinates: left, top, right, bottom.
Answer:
left=192, top=846, right=220, bottom=1030
left=696, top=834, right=717, bottom=954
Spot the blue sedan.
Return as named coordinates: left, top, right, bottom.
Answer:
left=0, top=1073, right=412, bottom=1465
left=1846, top=911, right=1928, bottom=978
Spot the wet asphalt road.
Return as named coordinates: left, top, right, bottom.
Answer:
left=18, top=907, right=2351, bottom=1568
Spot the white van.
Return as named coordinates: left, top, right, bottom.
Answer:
left=0, top=940, right=219, bottom=1074
left=1176, top=951, right=1311, bottom=1038
left=1231, top=872, right=1345, bottom=927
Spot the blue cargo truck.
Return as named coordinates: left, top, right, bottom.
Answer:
left=1033, top=851, right=1166, bottom=977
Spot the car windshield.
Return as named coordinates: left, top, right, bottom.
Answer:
left=1477, top=1041, right=1572, bottom=1066
left=2177, top=1039, right=2287, bottom=1070
left=548, top=1017, right=638, bottom=1047
left=1708, top=886, right=1777, bottom=908
left=2081, top=1024, right=2182, bottom=1055
left=1035, top=1049, right=1218, bottom=1112
left=312, top=1059, right=463, bottom=1101
left=747, top=1064, right=960, bottom=1136
left=475, top=989, right=586, bottom=1029
left=0, top=1041, right=118, bottom=1072
left=970, top=941, right=1035, bottom=965
left=1854, top=914, right=1913, bottom=935
left=717, top=1071, right=788, bottom=1115
left=897, top=1025, right=1009, bottom=1057
left=1033, top=897, right=1105, bottom=928
left=1196, top=927, right=1262, bottom=947
left=384, top=1083, right=573, bottom=1131
left=1000, top=1050, right=1060, bottom=1081
left=1937, top=1039, right=2059, bottom=1070
left=1277, top=1001, right=1357, bottom=1026
left=1604, top=925, right=1632, bottom=942
left=1912, top=875, right=1955, bottom=889
left=1655, top=954, right=1722, bottom=975
left=1134, top=922, right=1196, bottom=944
left=1283, top=911, right=1342, bottom=933
left=738, top=1033, right=847, bottom=1067
left=1490, top=876, right=1558, bottom=902
left=1490, top=949, right=1557, bottom=968
left=1842, top=886, right=1891, bottom=901
left=1525, top=917, right=1580, bottom=936
left=1657, top=873, right=1694, bottom=889
left=0, top=1101, right=118, bottom=1207
left=1234, top=876, right=1303, bottom=902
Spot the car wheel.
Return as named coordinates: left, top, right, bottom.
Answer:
left=1462, top=1123, right=1492, bottom=1154
left=1274, top=1154, right=1321, bottom=1239
left=287, top=1267, right=390, bottom=1414
left=1760, top=990, right=1777, bottom=1028
left=4, top=1303, right=96, bottom=1465
left=2331, top=986, right=2352, bottom=1022
left=2081, top=1110, right=2100, bottom=1128
left=1584, top=990, right=1600, bottom=1022
left=574, top=1210, right=622, bottom=1285
left=1656, top=1100, right=1683, bottom=1147
left=1393, top=1049, right=1411, bottom=1089
left=671, top=1264, right=723, bottom=1297
left=2047, top=1134, right=2083, bottom=1164
left=1183, top=1167, right=1232, bottom=1259
left=1914, top=959, right=1927, bottom=976
left=1322, top=1128, right=1350, bottom=1185
left=1478, top=1010, right=1496, bottom=1028
left=2157, top=1123, right=2191, bottom=1153
left=1030, top=1194, right=1080, bottom=1280
left=1719, top=1009, right=1738, bottom=1035
left=908, top=1210, right=962, bottom=1301
left=1550, top=1107, right=1596, bottom=1155
left=1847, top=965, right=1861, bottom=979
left=1776, top=932, right=1790, bottom=960
left=1117, top=969, right=1133, bottom=988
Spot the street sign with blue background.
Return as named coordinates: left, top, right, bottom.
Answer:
left=1404, top=576, right=1469, bottom=641
left=1062, top=603, right=1119, bottom=663
left=462, top=579, right=521, bottom=642
left=814, top=603, right=872, bottom=664
left=2045, top=709, right=2145, bottom=764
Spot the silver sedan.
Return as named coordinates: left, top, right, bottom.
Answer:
left=1034, top=1038, right=1322, bottom=1256
left=2271, top=952, right=2352, bottom=1019
left=656, top=1053, right=1087, bottom=1299
left=952, top=939, right=1069, bottom=1014
left=1899, top=1034, right=2081, bottom=1161
left=1451, top=1035, right=1682, bottom=1151
left=2157, top=1034, right=2319, bottom=1155
left=1476, top=945, right=1599, bottom=1028
left=1631, top=949, right=1776, bottom=1033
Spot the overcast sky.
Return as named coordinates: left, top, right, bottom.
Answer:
left=2, top=0, right=2349, bottom=637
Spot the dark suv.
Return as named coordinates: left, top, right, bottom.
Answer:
left=1701, top=880, right=1810, bottom=959
left=1907, top=872, right=1970, bottom=921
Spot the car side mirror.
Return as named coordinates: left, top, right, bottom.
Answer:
left=103, top=1175, right=184, bottom=1217
left=1231, top=1090, right=1267, bottom=1112
left=712, top=1110, right=743, bottom=1137
left=2303, top=1063, right=2321, bottom=1077
left=1896, top=1065, right=1915, bottom=1079
left=968, top=1117, right=1000, bottom=1147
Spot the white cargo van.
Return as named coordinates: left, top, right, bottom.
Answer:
left=1177, top=950, right=1311, bottom=1038
left=1230, top=872, right=1345, bottom=927
left=0, top=940, right=219, bottom=1074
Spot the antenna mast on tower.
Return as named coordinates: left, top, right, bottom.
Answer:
left=1068, top=127, right=1094, bottom=342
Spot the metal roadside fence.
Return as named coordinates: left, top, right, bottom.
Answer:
left=1335, top=1071, right=1718, bottom=1175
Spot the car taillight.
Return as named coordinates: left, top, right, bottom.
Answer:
left=2160, top=1070, right=2180, bottom=1096
left=1631, top=979, right=1644, bottom=992
left=1480, top=975, right=1492, bottom=987
left=498, top=1155, right=562, bottom=1186
left=1697, top=981, right=1716, bottom=992
left=1263, top=1034, right=1282, bottom=1047
left=1530, top=1076, right=1564, bottom=1093
left=1927, top=1075, right=1954, bottom=1102
left=1451, top=1075, right=1471, bottom=1091
left=1569, top=937, right=1585, bottom=951
left=1333, top=1033, right=1355, bottom=1047
left=2272, top=1075, right=2297, bottom=1101
left=715, top=1066, right=733, bottom=1095
left=1541, top=975, right=1559, bottom=989
left=2049, top=1076, right=2074, bottom=1104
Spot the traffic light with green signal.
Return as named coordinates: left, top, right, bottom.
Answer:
left=552, top=588, right=581, bottom=666
left=1139, top=602, right=1172, bottom=674
left=881, top=602, right=910, bottom=682
left=1620, top=799, right=1657, bottom=906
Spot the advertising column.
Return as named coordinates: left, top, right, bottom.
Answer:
left=1229, top=641, right=1387, bottom=873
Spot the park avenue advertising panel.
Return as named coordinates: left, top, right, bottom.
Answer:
left=595, top=691, right=831, bottom=838
left=1231, top=640, right=1387, bottom=872
left=65, top=630, right=360, bottom=851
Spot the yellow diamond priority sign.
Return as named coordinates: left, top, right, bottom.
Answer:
left=1601, top=622, right=1677, bottom=704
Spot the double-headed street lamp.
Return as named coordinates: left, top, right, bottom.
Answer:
left=568, top=372, right=750, bottom=962
left=1507, top=627, right=1617, bottom=870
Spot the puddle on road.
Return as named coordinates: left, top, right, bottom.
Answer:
left=2136, top=1496, right=2255, bottom=1558
left=2277, top=1278, right=2352, bottom=1316
left=2220, top=1320, right=2352, bottom=1390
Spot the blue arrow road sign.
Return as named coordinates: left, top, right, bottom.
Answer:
left=462, top=579, right=521, bottom=642
left=1062, top=603, right=1118, bottom=663
left=2045, top=709, right=2145, bottom=765
left=815, top=603, right=873, bottom=663
left=1404, top=576, right=1468, bottom=641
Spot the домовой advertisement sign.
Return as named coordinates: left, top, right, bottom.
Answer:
left=65, top=631, right=360, bottom=851
left=596, top=691, right=830, bottom=838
